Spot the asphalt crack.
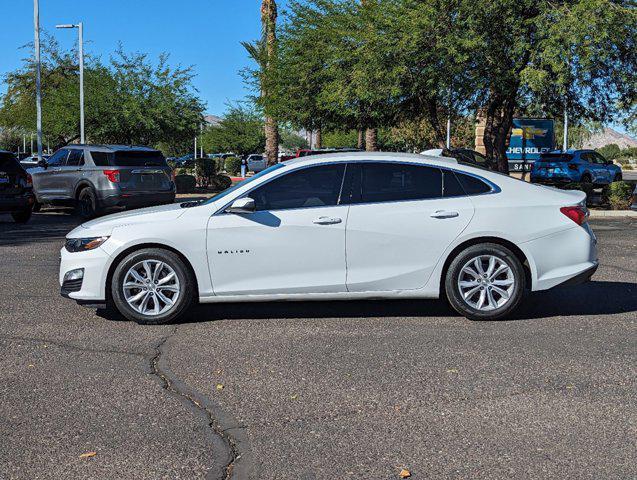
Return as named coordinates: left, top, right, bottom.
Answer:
left=151, top=325, right=254, bottom=480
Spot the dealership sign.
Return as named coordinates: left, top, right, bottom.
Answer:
left=506, top=118, right=555, bottom=171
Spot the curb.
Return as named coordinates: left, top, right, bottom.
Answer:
left=589, top=210, right=637, bottom=217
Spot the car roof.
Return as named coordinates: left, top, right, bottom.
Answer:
left=60, top=144, right=159, bottom=152
left=284, top=151, right=459, bottom=168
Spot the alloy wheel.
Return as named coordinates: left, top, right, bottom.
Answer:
left=457, top=255, right=515, bottom=311
left=122, top=260, right=181, bottom=316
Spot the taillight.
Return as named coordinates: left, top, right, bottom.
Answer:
left=26, top=173, right=33, bottom=187
left=568, top=164, right=578, bottom=171
left=560, top=205, right=588, bottom=225
left=103, top=169, right=120, bottom=182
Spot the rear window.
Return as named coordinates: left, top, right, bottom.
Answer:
left=112, top=151, right=167, bottom=167
left=0, top=152, right=22, bottom=172
left=539, top=153, right=573, bottom=162
left=90, top=150, right=167, bottom=167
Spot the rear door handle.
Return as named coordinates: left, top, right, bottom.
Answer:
left=313, top=216, right=342, bottom=225
left=430, top=210, right=459, bottom=219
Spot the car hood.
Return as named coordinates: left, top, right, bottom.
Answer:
left=68, top=202, right=186, bottom=238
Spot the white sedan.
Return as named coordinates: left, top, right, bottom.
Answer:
left=59, top=152, right=598, bottom=324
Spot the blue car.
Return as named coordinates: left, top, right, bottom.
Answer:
left=530, top=149, right=622, bottom=186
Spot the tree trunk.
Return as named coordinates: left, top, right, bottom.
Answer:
left=365, top=128, right=377, bottom=151
left=425, top=98, right=447, bottom=148
left=482, top=93, right=516, bottom=174
left=357, top=129, right=364, bottom=149
left=264, top=116, right=279, bottom=166
left=261, top=0, right=279, bottom=165
left=315, top=126, right=322, bottom=149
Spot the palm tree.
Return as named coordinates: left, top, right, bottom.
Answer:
left=261, top=0, right=279, bottom=165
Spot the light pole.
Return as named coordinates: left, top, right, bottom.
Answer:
left=33, top=0, right=43, bottom=161
left=56, top=22, right=84, bottom=143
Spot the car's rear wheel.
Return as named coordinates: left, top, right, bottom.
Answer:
left=77, top=187, right=99, bottom=219
left=32, top=201, right=41, bottom=212
left=445, top=243, right=526, bottom=321
left=11, top=207, right=32, bottom=223
left=581, top=173, right=592, bottom=184
left=614, top=173, right=622, bottom=182
left=110, top=248, right=195, bottom=324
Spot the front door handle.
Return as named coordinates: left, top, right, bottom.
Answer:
left=313, top=216, right=342, bottom=225
left=430, top=210, right=459, bottom=219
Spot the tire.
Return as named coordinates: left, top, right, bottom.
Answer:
left=581, top=173, right=592, bottom=184
left=32, top=201, right=41, bottom=213
left=445, top=243, right=526, bottom=321
left=77, top=187, right=99, bottom=219
left=614, top=173, right=622, bottom=182
left=110, top=248, right=196, bottom=325
left=11, top=207, right=32, bottom=224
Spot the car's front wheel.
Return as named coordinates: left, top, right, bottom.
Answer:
left=110, top=248, right=196, bottom=324
left=445, top=243, right=526, bottom=320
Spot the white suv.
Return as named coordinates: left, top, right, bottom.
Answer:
left=60, top=152, right=598, bottom=324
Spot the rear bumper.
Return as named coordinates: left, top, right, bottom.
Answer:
left=522, top=223, right=598, bottom=291
left=98, top=191, right=176, bottom=209
left=554, top=262, right=598, bottom=287
left=530, top=175, right=575, bottom=185
left=0, top=192, right=35, bottom=212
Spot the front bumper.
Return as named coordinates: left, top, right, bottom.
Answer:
left=59, top=245, right=111, bottom=302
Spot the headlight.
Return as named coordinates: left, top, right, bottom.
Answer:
left=65, top=236, right=109, bottom=252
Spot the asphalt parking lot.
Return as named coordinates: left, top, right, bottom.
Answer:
left=0, top=209, right=635, bottom=480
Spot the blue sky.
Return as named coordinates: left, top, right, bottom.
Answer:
left=0, top=0, right=289, bottom=116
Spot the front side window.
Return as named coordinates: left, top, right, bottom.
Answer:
left=250, top=164, right=346, bottom=211
left=66, top=150, right=84, bottom=166
left=356, top=163, right=442, bottom=203
left=47, top=149, right=69, bottom=167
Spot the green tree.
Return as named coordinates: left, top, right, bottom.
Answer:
left=200, top=105, right=265, bottom=156
left=0, top=36, right=204, bottom=153
left=597, top=143, right=621, bottom=160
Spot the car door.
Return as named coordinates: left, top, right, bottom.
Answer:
left=591, top=152, right=612, bottom=183
left=345, top=162, right=475, bottom=292
left=207, top=163, right=348, bottom=296
left=31, top=149, right=69, bottom=200
left=58, top=149, right=85, bottom=198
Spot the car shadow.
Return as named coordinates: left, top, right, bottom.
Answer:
left=96, top=280, right=637, bottom=324
left=0, top=209, right=80, bottom=246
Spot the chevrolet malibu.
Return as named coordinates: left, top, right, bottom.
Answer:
left=60, top=152, right=598, bottom=324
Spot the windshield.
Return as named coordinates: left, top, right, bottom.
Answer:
left=203, top=163, right=286, bottom=205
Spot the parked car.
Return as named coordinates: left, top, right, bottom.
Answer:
left=20, top=154, right=50, bottom=170
left=530, top=149, right=622, bottom=186
left=60, top=152, right=597, bottom=325
left=244, top=154, right=267, bottom=173
left=31, top=144, right=176, bottom=218
left=173, top=153, right=195, bottom=168
left=421, top=148, right=497, bottom=171
left=0, top=150, right=35, bottom=223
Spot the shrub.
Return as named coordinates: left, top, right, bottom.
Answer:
left=194, top=157, right=219, bottom=188
left=174, top=174, right=196, bottom=193
left=224, top=156, right=243, bottom=176
left=602, top=181, right=634, bottom=210
left=209, top=174, right=232, bottom=191
left=596, top=144, right=621, bottom=161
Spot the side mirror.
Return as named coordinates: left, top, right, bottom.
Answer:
left=226, top=197, right=255, bottom=214
left=38, top=159, right=48, bottom=168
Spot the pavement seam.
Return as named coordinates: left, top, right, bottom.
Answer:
left=151, top=325, right=256, bottom=480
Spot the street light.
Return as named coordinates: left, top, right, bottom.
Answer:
left=56, top=22, right=84, bottom=144
left=33, top=0, right=43, bottom=161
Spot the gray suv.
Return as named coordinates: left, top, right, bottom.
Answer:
left=31, top=145, right=176, bottom=218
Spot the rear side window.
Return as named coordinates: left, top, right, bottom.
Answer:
left=66, top=150, right=85, bottom=166
left=443, top=170, right=465, bottom=197
left=357, top=163, right=442, bottom=203
left=90, top=151, right=110, bottom=166
left=250, top=164, right=346, bottom=211
left=112, top=151, right=167, bottom=167
left=455, top=172, right=492, bottom=195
